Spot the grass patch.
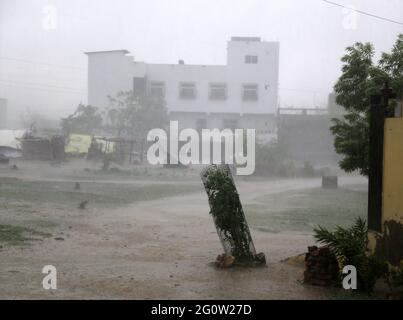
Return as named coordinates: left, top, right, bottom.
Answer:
left=70, top=167, right=200, bottom=182
left=0, top=177, right=202, bottom=208
left=0, top=224, right=51, bottom=246
left=244, top=185, right=367, bottom=233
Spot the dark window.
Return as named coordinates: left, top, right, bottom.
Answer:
left=149, top=81, right=165, bottom=99
left=196, top=118, right=207, bottom=132
left=242, top=84, right=258, bottom=101
left=209, top=83, right=227, bottom=100
left=179, top=82, right=196, bottom=100
left=223, top=119, right=238, bottom=130
left=245, top=55, right=258, bottom=64
left=133, top=77, right=147, bottom=98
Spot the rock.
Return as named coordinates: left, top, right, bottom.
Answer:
left=255, top=252, right=266, bottom=265
left=78, top=200, right=88, bottom=209
left=215, top=253, right=235, bottom=268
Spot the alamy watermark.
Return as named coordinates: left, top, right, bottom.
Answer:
left=42, top=5, right=58, bottom=30
left=42, top=265, right=57, bottom=290
left=342, top=4, right=358, bottom=30
left=147, top=121, right=256, bottom=175
left=342, top=265, right=357, bottom=290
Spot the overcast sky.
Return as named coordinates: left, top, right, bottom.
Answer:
left=0, top=0, right=402, bottom=126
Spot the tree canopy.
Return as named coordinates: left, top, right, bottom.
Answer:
left=61, top=103, right=103, bottom=136
left=106, top=91, right=168, bottom=141
left=331, top=34, right=403, bottom=176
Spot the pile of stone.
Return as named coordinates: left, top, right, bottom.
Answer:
left=215, top=254, right=235, bottom=268
left=304, top=246, right=340, bottom=286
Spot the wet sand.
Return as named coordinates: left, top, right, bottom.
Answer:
left=0, top=176, right=365, bottom=299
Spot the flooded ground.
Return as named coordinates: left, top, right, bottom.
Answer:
left=0, top=161, right=367, bottom=299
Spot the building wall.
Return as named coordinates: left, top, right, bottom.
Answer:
left=227, top=39, right=279, bottom=115
left=86, top=38, right=279, bottom=116
left=170, top=112, right=277, bottom=143
left=86, top=50, right=137, bottom=109
left=145, top=64, right=228, bottom=114
left=383, top=118, right=403, bottom=225
left=368, top=117, right=403, bottom=265
left=277, top=113, right=339, bottom=166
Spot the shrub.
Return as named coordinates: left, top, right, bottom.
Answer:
left=387, top=261, right=403, bottom=298
left=204, top=166, right=255, bottom=262
left=254, top=142, right=293, bottom=177
left=314, top=217, right=388, bottom=293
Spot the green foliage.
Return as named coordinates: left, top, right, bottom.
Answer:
left=204, top=166, right=254, bottom=261
left=358, top=254, right=389, bottom=293
left=314, top=217, right=367, bottom=266
left=61, top=103, right=103, bottom=135
left=0, top=224, right=51, bottom=246
left=331, top=111, right=369, bottom=176
left=331, top=34, right=403, bottom=176
left=314, top=217, right=388, bottom=293
left=254, top=142, right=293, bottom=176
left=107, top=91, right=168, bottom=140
left=387, top=262, right=403, bottom=296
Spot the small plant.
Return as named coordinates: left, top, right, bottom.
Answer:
left=386, top=261, right=403, bottom=299
left=314, top=217, right=367, bottom=266
left=200, top=165, right=267, bottom=266
left=204, top=166, right=254, bottom=262
left=314, top=217, right=388, bottom=293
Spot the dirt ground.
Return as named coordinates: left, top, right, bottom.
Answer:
left=0, top=173, right=366, bottom=299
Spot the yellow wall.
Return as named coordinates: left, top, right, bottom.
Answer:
left=368, top=117, right=403, bottom=265
left=383, top=118, right=403, bottom=226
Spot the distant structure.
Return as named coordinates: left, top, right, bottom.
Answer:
left=276, top=93, right=346, bottom=166
left=0, top=98, right=7, bottom=129
left=277, top=104, right=340, bottom=166
left=277, top=108, right=337, bottom=166
left=85, top=37, right=280, bottom=143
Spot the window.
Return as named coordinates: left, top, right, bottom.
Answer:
left=179, top=82, right=196, bottom=99
left=133, top=77, right=146, bottom=98
left=242, top=84, right=258, bottom=101
left=245, top=55, right=258, bottom=64
left=209, top=83, right=227, bottom=100
left=223, top=119, right=238, bottom=129
left=196, top=118, right=207, bottom=132
left=149, top=81, right=165, bottom=99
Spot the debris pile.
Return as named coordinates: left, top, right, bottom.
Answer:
left=215, top=254, right=235, bottom=268
left=304, top=245, right=339, bottom=286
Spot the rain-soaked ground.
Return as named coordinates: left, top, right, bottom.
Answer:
left=0, top=160, right=367, bottom=299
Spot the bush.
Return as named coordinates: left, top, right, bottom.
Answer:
left=203, top=166, right=255, bottom=262
left=254, top=142, right=294, bottom=177
left=314, top=217, right=388, bottom=293
left=387, top=262, right=403, bottom=298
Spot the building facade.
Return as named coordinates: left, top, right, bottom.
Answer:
left=85, top=37, right=280, bottom=143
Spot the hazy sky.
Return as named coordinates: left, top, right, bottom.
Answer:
left=0, top=0, right=402, bottom=126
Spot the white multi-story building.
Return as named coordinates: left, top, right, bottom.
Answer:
left=85, top=36, right=279, bottom=143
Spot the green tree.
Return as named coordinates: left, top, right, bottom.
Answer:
left=61, top=103, right=103, bottom=135
left=331, top=34, right=403, bottom=176
left=107, top=91, right=168, bottom=162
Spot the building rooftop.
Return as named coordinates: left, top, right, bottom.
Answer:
left=84, top=49, right=130, bottom=55
left=230, top=36, right=261, bottom=42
